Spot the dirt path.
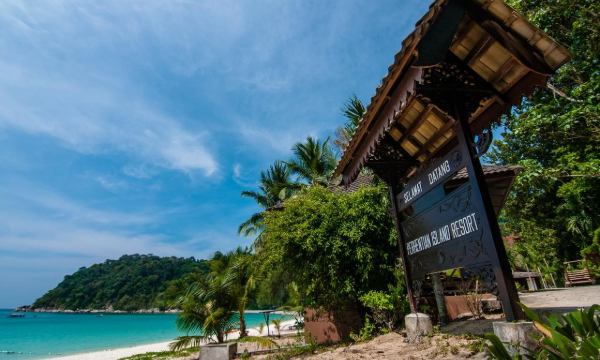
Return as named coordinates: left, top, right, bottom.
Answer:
left=252, top=331, right=487, bottom=360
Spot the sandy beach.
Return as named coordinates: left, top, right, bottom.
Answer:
left=43, top=318, right=298, bottom=360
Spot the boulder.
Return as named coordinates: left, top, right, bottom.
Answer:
left=199, top=342, right=237, bottom=360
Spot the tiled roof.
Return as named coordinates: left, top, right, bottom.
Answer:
left=266, top=174, right=374, bottom=211
left=451, top=165, right=523, bottom=180
left=329, top=174, right=374, bottom=194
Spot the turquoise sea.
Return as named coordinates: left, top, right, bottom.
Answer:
left=0, top=309, right=289, bottom=360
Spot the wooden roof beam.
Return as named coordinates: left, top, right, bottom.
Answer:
left=398, top=103, right=434, bottom=144
left=464, top=33, right=493, bottom=66
left=489, top=57, right=518, bottom=85
left=450, top=19, right=475, bottom=52
left=413, top=115, right=456, bottom=159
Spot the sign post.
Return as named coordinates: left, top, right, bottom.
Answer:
left=392, top=98, right=523, bottom=321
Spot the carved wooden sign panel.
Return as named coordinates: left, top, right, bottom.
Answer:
left=397, top=148, right=464, bottom=212
left=400, top=183, right=489, bottom=279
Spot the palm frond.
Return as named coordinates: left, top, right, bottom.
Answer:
left=236, top=336, right=280, bottom=350
left=237, top=212, right=265, bottom=237
left=287, top=136, right=336, bottom=186
left=340, top=94, right=366, bottom=136
left=169, top=335, right=206, bottom=352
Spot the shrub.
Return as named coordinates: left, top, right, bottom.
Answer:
left=486, top=303, right=600, bottom=359
left=582, top=228, right=600, bottom=279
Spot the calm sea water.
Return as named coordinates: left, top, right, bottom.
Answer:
left=0, top=309, right=289, bottom=360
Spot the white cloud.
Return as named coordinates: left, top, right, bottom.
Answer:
left=232, top=162, right=257, bottom=188
left=122, top=164, right=158, bottom=179
left=0, top=62, right=219, bottom=175
left=91, top=174, right=129, bottom=192
left=0, top=180, right=154, bottom=226
left=0, top=0, right=227, bottom=177
left=233, top=163, right=242, bottom=178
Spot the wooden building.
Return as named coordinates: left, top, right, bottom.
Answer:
left=333, top=0, right=571, bottom=321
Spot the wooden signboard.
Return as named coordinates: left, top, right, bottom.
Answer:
left=397, top=148, right=464, bottom=212
left=393, top=115, right=523, bottom=321
left=402, top=183, right=487, bottom=279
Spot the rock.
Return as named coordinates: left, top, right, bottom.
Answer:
left=199, top=342, right=237, bottom=360
left=493, top=321, right=542, bottom=356
left=405, top=313, right=433, bottom=343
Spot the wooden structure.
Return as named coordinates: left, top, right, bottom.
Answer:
left=563, top=260, right=596, bottom=287
left=333, top=0, right=571, bottom=321
left=513, top=271, right=542, bottom=291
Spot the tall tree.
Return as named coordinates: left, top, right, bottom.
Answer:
left=285, top=136, right=336, bottom=187
left=238, top=162, right=296, bottom=238
left=487, top=0, right=600, bottom=265
left=333, top=94, right=367, bottom=154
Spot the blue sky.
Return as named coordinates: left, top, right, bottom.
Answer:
left=0, top=0, right=433, bottom=308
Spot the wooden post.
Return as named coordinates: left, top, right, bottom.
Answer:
left=388, top=184, right=417, bottom=313
left=431, top=273, right=449, bottom=325
left=544, top=259, right=557, bottom=288
left=453, top=96, right=524, bottom=321
left=526, top=264, right=534, bottom=290
left=538, top=267, right=548, bottom=289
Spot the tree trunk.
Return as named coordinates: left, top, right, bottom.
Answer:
left=239, top=311, right=247, bottom=338
left=431, top=272, right=449, bottom=325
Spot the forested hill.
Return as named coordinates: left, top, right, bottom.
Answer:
left=33, top=254, right=209, bottom=311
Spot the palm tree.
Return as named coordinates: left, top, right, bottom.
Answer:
left=238, top=162, right=297, bottom=238
left=168, top=252, right=239, bottom=350
left=341, top=93, right=366, bottom=135
left=227, top=247, right=261, bottom=338
left=271, top=317, right=282, bottom=338
left=285, top=136, right=337, bottom=187
left=333, top=94, right=366, bottom=153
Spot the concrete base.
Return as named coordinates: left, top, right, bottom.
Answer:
left=199, top=342, right=237, bottom=360
left=405, top=313, right=433, bottom=343
left=493, top=321, right=541, bottom=356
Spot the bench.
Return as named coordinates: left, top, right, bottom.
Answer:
left=564, top=260, right=596, bottom=287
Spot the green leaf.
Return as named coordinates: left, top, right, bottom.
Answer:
left=485, top=333, right=513, bottom=360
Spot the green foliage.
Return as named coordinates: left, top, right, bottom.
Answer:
left=236, top=336, right=279, bottom=350
left=486, top=303, right=600, bottom=359
left=340, top=94, right=366, bottom=136
left=260, top=184, right=398, bottom=312
left=168, top=249, right=255, bottom=348
left=238, top=162, right=297, bottom=238
left=285, top=136, right=337, bottom=187
left=333, top=94, right=367, bottom=154
left=350, top=315, right=377, bottom=342
left=468, top=337, right=487, bottom=355
left=255, top=269, right=294, bottom=309
left=360, top=291, right=394, bottom=310
left=239, top=349, right=251, bottom=360
left=582, top=228, right=600, bottom=278
left=271, top=317, right=283, bottom=338
left=359, top=288, right=408, bottom=332
left=33, top=254, right=208, bottom=311
left=487, top=0, right=600, bottom=265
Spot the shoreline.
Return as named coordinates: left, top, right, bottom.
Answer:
left=39, top=318, right=298, bottom=360
left=13, top=307, right=292, bottom=315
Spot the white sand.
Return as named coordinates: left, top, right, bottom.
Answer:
left=42, top=318, right=298, bottom=360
